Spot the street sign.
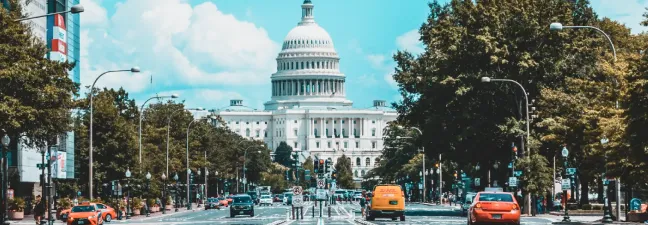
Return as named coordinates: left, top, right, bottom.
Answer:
left=293, top=195, right=304, bottom=207
left=561, top=147, right=569, bottom=157
left=561, top=179, right=571, bottom=190
left=418, top=183, right=423, bottom=189
left=509, top=177, right=518, bottom=187
left=514, top=170, right=523, bottom=177
left=508, top=162, right=513, bottom=169
left=566, top=168, right=577, bottom=175
left=316, top=189, right=326, bottom=200
left=317, top=178, right=325, bottom=188
left=630, top=198, right=642, bottom=211
left=474, top=178, right=481, bottom=186
left=292, top=186, right=303, bottom=195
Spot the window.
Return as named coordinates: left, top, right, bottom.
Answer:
left=361, top=170, right=366, bottom=177
left=246, top=122, right=249, bottom=124
left=295, top=120, right=297, bottom=123
left=354, top=128, right=358, bottom=136
left=344, top=142, right=348, bottom=148
left=375, top=158, right=381, bottom=166
left=355, top=142, right=359, bottom=148
left=326, top=120, right=328, bottom=124
left=316, top=142, right=320, bottom=148
left=365, top=157, right=370, bottom=166
left=342, top=129, right=346, bottom=136
left=353, top=120, right=356, bottom=124
left=294, top=142, right=298, bottom=148
left=372, top=142, right=377, bottom=149
left=264, top=130, right=268, bottom=138
left=356, top=157, right=361, bottom=166
left=256, top=121, right=259, bottom=124
left=255, top=130, right=260, bottom=138
left=265, top=122, right=268, bottom=124
left=314, top=129, right=319, bottom=137
left=326, top=129, right=329, bottom=136
left=327, top=142, right=331, bottom=148
left=354, top=171, right=359, bottom=177
left=372, top=129, right=376, bottom=137
left=334, top=129, right=338, bottom=136
left=236, top=121, right=239, bottom=124
left=334, top=120, right=337, bottom=124
left=294, top=129, right=298, bottom=136
left=314, top=120, right=318, bottom=124
left=245, top=129, right=250, bottom=137
left=342, top=120, right=345, bottom=124
left=372, top=120, right=375, bottom=124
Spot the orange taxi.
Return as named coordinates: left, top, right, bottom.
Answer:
left=217, top=196, right=229, bottom=207
left=61, top=202, right=117, bottom=223
left=468, top=191, right=520, bottom=225
left=66, top=203, right=104, bottom=225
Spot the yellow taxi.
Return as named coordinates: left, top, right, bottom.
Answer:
left=366, top=184, right=405, bottom=221
left=66, top=202, right=104, bottom=225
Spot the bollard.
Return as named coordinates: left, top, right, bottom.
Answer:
left=286, top=208, right=290, bottom=220
left=328, top=205, right=331, bottom=217
left=312, top=204, right=315, bottom=218
left=292, top=206, right=295, bottom=220
left=350, top=209, right=354, bottom=220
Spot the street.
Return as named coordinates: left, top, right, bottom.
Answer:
left=52, top=202, right=557, bottom=225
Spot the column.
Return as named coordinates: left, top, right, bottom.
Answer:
left=360, top=118, right=364, bottom=136
left=310, top=80, right=313, bottom=95
left=271, top=81, right=275, bottom=96
left=297, top=80, right=301, bottom=95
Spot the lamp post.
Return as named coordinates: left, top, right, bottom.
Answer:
left=89, top=67, right=140, bottom=200
left=600, top=138, right=613, bottom=223
left=561, top=147, right=570, bottom=222
left=173, top=173, right=179, bottom=212
left=161, top=173, right=167, bottom=214
left=395, top=125, right=426, bottom=202
left=205, top=169, right=209, bottom=203
left=186, top=116, right=216, bottom=210
left=145, top=172, right=151, bottom=217
left=197, top=170, right=202, bottom=208
left=125, top=168, right=132, bottom=219
left=243, top=145, right=264, bottom=192
left=38, top=144, right=45, bottom=225
left=139, top=94, right=179, bottom=170
left=166, top=107, right=204, bottom=176
left=1, top=134, right=8, bottom=225
left=14, top=4, right=84, bottom=21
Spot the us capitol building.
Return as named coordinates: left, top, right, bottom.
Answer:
left=211, top=0, right=397, bottom=183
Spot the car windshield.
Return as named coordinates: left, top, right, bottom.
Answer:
left=478, top=193, right=514, bottom=202
left=217, top=197, right=225, bottom=200
left=335, top=191, right=345, bottom=194
left=261, top=195, right=271, bottom=199
left=207, top=198, right=218, bottom=203
left=233, top=196, right=252, bottom=203
left=71, top=206, right=95, bottom=212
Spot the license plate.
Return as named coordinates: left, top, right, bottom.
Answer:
left=389, top=200, right=398, bottom=205
left=492, top=214, right=502, bottom=219
left=78, top=221, right=85, bottom=224
left=239, top=211, right=243, bottom=214
left=382, top=211, right=393, bottom=214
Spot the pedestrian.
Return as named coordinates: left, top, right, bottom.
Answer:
left=33, top=195, right=45, bottom=225
left=360, top=191, right=367, bottom=217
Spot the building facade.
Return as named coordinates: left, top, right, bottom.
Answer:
left=212, top=0, right=397, bottom=183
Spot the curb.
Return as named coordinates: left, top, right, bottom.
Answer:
left=353, top=218, right=378, bottom=225
left=114, top=207, right=199, bottom=222
left=267, top=220, right=289, bottom=225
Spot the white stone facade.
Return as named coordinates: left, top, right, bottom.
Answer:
left=211, top=0, right=397, bottom=181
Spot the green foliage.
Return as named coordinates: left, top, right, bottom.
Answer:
left=274, top=142, right=293, bottom=168
left=334, top=155, right=354, bottom=189
left=516, top=154, right=553, bottom=195
left=260, top=163, right=289, bottom=193
left=9, top=197, right=25, bottom=212
left=58, top=198, right=72, bottom=209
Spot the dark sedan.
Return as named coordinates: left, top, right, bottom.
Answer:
left=205, top=197, right=221, bottom=210
left=230, top=194, right=254, bottom=217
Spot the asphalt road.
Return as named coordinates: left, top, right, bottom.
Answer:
left=36, top=201, right=558, bottom=225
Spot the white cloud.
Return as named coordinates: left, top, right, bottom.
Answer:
left=396, top=29, right=424, bottom=54
left=366, top=54, right=386, bottom=69
left=79, top=0, right=108, bottom=27
left=79, top=0, right=279, bottom=96
left=365, top=54, right=397, bottom=88
left=591, top=0, right=647, bottom=34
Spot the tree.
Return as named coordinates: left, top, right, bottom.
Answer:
left=274, top=142, right=293, bottom=168
left=0, top=0, right=78, bottom=147
left=298, top=156, right=314, bottom=188
left=334, top=155, right=354, bottom=189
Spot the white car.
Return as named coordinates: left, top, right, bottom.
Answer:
left=259, top=195, right=273, bottom=206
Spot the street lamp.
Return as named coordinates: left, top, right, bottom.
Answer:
left=173, top=173, right=179, bottom=212
left=395, top=125, right=428, bottom=202
left=197, top=170, right=202, bottom=208
left=600, top=138, right=613, bottom=223
left=125, top=168, right=132, bottom=219
left=145, top=172, right=151, bottom=217
left=14, top=4, right=84, bottom=22
left=139, top=94, right=179, bottom=168
left=561, top=147, right=570, bottom=222
left=1, top=134, right=8, bottom=225
left=186, top=115, right=217, bottom=209
left=89, top=67, right=140, bottom=200
left=161, top=173, right=167, bottom=214
left=166, top=107, right=204, bottom=176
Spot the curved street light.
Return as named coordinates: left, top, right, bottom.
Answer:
left=186, top=115, right=217, bottom=209
left=166, top=107, right=204, bottom=175
left=242, top=144, right=264, bottom=192
left=396, top=125, right=429, bottom=202
left=139, top=94, right=180, bottom=168
left=15, top=4, right=84, bottom=22
left=89, top=67, right=140, bottom=200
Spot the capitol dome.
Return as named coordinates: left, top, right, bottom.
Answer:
left=264, top=0, right=352, bottom=110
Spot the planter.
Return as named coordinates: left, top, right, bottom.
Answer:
left=132, top=209, right=140, bottom=215
left=9, top=211, right=23, bottom=220
left=155, top=206, right=160, bottom=212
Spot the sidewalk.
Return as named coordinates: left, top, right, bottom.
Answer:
left=9, top=204, right=200, bottom=225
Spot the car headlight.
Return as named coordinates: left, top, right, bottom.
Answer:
left=88, top=215, right=95, bottom=219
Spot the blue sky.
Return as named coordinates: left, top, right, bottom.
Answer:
left=78, top=0, right=648, bottom=111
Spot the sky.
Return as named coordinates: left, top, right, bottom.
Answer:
left=78, top=0, right=648, bottom=111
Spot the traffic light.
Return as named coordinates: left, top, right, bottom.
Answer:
left=331, top=170, right=337, bottom=180
left=318, top=159, right=325, bottom=174
left=325, top=159, right=332, bottom=173
left=314, top=159, right=319, bottom=173
left=305, top=169, right=311, bottom=181
left=285, top=170, right=290, bottom=181
left=453, top=171, right=458, bottom=179
left=435, top=163, right=439, bottom=168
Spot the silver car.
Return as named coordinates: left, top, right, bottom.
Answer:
left=462, top=192, right=477, bottom=216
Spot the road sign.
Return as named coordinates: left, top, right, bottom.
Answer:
left=561, top=179, right=571, bottom=190
left=474, top=178, right=481, bottom=186
left=508, top=162, right=513, bottom=169
left=316, top=189, right=326, bottom=200
left=561, top=147, right=569, bottom=157
left=317, top=178, right=325, bottom=188
left=293, top=195, right=303, bottom=207
left=630, top=198, right=642, bottom=211
left=566, top=168, right=577, bottom=175
left=292, top=186, right=303, bottom=195
left=514, top=170, right=523, bottom=177
left=509, top=177, right=518, bottom=187
left=418, top=183, right=423, bottom=189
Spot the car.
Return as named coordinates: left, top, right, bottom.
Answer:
left=273, top=194, right=284, bottom=202
left=259, top=195, right=273, bottom=206
left=205, top=197, right=221, bottom=210
left=468, top=191, right=521, bottom=225
left=334, top=190, right=346, bottom=200
left=462, top=192, right=477, bottom=216
left=246, top=191, right=259, bottom=205
left=66, top=203, right=104, bottom=225
left=230, top=194, right=254, bottom=218
left=353, top=191, right=363, bottom=200
left=217, top=197, right=229, bottom=207
left=366, top=184, right=405, bottom=221
left=62, top=202, right=116, bottom=223
left=283, top=192, right=293, bottom=205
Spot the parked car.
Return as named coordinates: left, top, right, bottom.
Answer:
left=273, top=194, right=284, bottom=202
left=205, top=197, right=221, bottom=210
left=259, top=195, right=273, bottom=206
left=230, top=194, right=254, bottom=218
left=467, top=191, right=520, bottom=225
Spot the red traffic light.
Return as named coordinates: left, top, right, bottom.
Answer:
left=319, top=159, right=324, bottom=164
left=512, top=146, right=518, bottom=153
